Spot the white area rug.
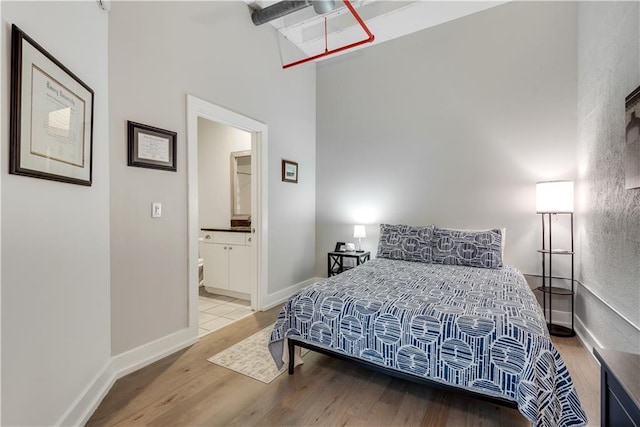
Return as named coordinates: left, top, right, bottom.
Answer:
left=208, top=325, right=303, bottom=384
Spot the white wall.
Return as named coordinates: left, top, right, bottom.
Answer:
left=576, top=1, right=640, bottom=353
left=110, top=1, right=316, bottom=355
left=316, top=2, right=578, bottom=277
left=198, top=118, right=251, bottom=229
left=1, top=3, right=4, bottom=422
left=1, top=2, right=111, bottom=425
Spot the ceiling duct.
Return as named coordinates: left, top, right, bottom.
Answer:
left=251, top=0, right=336, bottom=26
left=312, top=0, right=336, bottom=14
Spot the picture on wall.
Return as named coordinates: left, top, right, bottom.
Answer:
left=282, top=159, right=298, bottom=183
left=625, top=85, right=640, bottom=189
left=127, top=121, right=177, bottom=172
left=9, top=24, right=94, bottom=186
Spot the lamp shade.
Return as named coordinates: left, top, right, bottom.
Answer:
left=536, top=181, right=574, bottom=213
left=353, top=224, right=366, bottom=238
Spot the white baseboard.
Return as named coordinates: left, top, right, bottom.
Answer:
left=56, top=360, right=116, bottom=427
left=59, top=328, right=198, bottom=426
left=542, top=308, right=572, bottom=329
left=262, top=277, right=321, bottom=310
left=56, top=277, right=319, bottom=425
left=575, top=314, right=603, bottom=365
left=110, top=328, right=198, bottom=379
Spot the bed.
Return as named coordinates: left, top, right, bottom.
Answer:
left=268, top=225, right=588, bottom=427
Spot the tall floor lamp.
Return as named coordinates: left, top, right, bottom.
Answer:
left=535, top=180, right=576, bottom=337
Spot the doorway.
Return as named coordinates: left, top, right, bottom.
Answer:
left=186, top=95, right=268, bottom=337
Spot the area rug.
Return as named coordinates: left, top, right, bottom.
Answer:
left=207, top=325, right=306, bottom=384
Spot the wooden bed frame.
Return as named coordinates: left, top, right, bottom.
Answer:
left=287, top=337, right=519, bottom=410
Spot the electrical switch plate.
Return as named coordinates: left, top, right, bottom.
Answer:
left=152, top=202, right=162, bottom=218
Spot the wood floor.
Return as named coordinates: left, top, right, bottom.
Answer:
left=88, top=307, right=600, bottom=426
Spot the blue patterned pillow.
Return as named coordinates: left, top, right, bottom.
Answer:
left=431, top=227, right=503, bottom=269
left=377, top=224, right=434, bottom=263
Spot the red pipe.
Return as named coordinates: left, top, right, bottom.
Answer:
left=282, top=0, right=375, bottom=69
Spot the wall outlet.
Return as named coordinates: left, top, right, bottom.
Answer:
left=152, top=202, right=162, bottom=218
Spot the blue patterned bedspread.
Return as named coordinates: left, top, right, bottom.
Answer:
left=268, top=258, right=587, bottom=427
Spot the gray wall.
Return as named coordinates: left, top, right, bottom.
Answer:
left=1, top=2, right=111, bottom=425
left=576, top=1, right=640, bottom=353
left=109, top=1, right=316, bottom=355
left=198, top=118, right=251, bottom=229
left=316, top=2, right=578, bottom=278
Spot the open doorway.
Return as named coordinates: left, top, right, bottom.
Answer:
left=186, top=95, right=268, bottom=339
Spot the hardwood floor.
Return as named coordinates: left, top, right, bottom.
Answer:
left=88, top=308, right=600, bottom=426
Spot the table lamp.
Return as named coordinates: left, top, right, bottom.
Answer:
left=353, top=225, right=366, bottom=252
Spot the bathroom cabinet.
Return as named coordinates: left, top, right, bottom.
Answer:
left=200, top=231, right=252, bottom=298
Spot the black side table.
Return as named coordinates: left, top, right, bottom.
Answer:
left=327, top=251, right=370, bottom=277
left=594, top=347, right=640, bottom=427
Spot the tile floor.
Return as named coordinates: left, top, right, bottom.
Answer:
left=198, top=291, right=253, bottom=337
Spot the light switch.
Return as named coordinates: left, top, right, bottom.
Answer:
left=152, top=202, right=162, bottom=218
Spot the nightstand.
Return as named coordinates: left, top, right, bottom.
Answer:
left=594, top=348, right=640, bottom=427
left=327, top=251, right=370, bottom=277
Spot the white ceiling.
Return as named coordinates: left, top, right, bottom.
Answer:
left=245, top=1, right=506, bottom=64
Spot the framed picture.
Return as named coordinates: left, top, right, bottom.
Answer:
left=10, top=24, right=94, bottom=186
left=127, top=121, right=177, bottom=172
left=334, top=242, right=346, bottom=252
left=282, top=159, right=298, bottom=183
left=625, top=85, right=640, bottom=189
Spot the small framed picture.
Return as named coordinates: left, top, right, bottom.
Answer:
left=127, top=121, right=177, bottom=172
left=282, top=159, right=298, bottom=183
left=334, top=242, right=346, bottom=252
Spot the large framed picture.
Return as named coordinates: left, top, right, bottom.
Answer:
left=625, top=85, right=640, bottom=189
left=10, top=24, right=94, bottom=186
left=282, top=159, right=298, bottom=183
left=127, top=121, right=177, bottom=172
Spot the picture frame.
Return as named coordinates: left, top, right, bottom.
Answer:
left=334, top=242, right=346, bottom=252
left=282, top=159, right=298, bottom=183
left=127, top=121, right=177, bottom=172
left=625, top=85, right=640, bottom=189
left=10, top=24, right=94, bottom=186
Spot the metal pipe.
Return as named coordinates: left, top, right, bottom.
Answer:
left=252, top=0, right=337, bottom=26
left=251, top=1, right=311, bottom=26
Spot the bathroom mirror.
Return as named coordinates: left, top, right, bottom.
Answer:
left=230, top=150, right=251, bottom=221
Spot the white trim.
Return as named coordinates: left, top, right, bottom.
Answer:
left=56, top=360, right=115, bottom=426
left=574, top=314, right=603, bottom=366
left=576, top=279, right=640, bottom=332
left=541, top=308, right=572, bottom=329
left=58, top=329, right=196, bottom=426
left=186, top=94, right=269, bottom=322
left=262, top=277, right=321, bottom=310
left=110, top=329, right=197, bottom=378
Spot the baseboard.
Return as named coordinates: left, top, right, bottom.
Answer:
left=262, top=277, right=321, bottom=310
left=542, top=308, right=572, bottom=329
left=111, top=328, right=198, bottom=379
left=56, top=360, right=116, bottom=426
left=575, top=315, right=603, bottom=365
left=59, top=328, right=198, bottom=426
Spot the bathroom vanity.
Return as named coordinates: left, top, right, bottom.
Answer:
left=200, top=228, right=252, bottom=300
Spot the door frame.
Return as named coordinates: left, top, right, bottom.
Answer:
left=186, top=95, right=268, bottom=333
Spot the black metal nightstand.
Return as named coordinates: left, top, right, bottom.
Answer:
left=327, top=251, right=370, bottom=277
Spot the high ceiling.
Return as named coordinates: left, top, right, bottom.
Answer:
left=245, top=1, right=505, bottom=64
